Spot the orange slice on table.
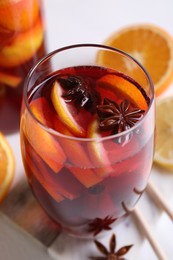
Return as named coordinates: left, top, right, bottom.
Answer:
left=51, top=80, right=86, bottom=137
left=0, top=132, right=15, bottom=203
left=154, top=96, right=173, bottom=171
left=97, top=24, right=173, bottom=96
left=0, top=0, right=39, bottom=32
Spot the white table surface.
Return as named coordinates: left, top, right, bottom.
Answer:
left=1, top=0, right=173, bottom=259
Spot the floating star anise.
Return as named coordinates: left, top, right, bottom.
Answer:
left=88, top=216, right=116, bottom=236
left=97, top=98, right=144, bottom=134
left=57, top=75, right=101, bottom=112
left=90, top=233, right=133, bottom=260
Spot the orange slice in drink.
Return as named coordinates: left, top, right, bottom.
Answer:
left=97, top=74, right=148, bottom=110
left=87, top=119, right=113, bottom=177
left=51, top=80, right=86, bottom=137
left=0, top=72, right=22, bottom=88
left=0, top=132, right=15, bottom=203
left=97, top=24, right=173, bottom=96
left=0, top=17, right=43, bottom=68
left=53, top=114, right=103, bottom=187
left=0, top=0, right=39, bottom=32
left=24, top=148, right=64, bottom=202
left=21, top=98, right=66, bottom=173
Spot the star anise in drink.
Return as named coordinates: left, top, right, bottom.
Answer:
left=57, top=75, right=101, bottom=112
left=89, top=233, right=133, bottom=260
left=97, top=98, right=144, bottom=135
left=88, top=216, right=116, bottom=236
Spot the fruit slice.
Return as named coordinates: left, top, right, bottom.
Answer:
left=0, top=17, right=44, bottom=68
left=51, top=80, right=86, bottom=137
left=0, top=0, right=39, bottom=32
left=0, top=132, right=15, bottom=203
left=97, top=24, right=173, bottom=96
left=0, top=72, right=22, bottom=87
left=24, top=142, right=81, bottom=201
left=87, top=120, right=113, bottom=177
left=21, top=98, right=66, bottom=173
left=0, top=26, right=15, bottom=47
left=24, top=149, right=64, bottom=202
left=154, top=96, right=173, bottom=170
left=53, top=118, right=103, bottom=187
left=97, top=74, right=148, bottom=110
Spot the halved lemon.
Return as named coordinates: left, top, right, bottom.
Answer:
left=97, top=24, right=173, bottom=96
left=154, top=96, right=173, bottom=170
left=0, top=132, right=15, bottom=203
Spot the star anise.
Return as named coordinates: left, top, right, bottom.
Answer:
left=88, top=216, right=116, bottom=236
left=57, top=75, right=101, bottom=112
left=90, top=233, right=133, bottom=260
left=97, top=98, right=144, bottom=135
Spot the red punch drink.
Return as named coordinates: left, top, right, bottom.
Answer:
left=20, top=44, right=155, bottom=238
left=0, top=0, right=46, bottom=134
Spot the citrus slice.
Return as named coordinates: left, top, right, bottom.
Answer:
left=97, top=24, right=173, bottom=96
left=52, top=113, right=103, bottom=187
left=0, top=72, right=22, bottom=87
left=0, top=0, right=39, bottom=32
left=97, top=74, right=148, bottom=110
left=154, top=96, right=173, bottom=170
left=87, top=120, right=113, bottom=177
left=51, top=80, right=86, bottom=137
left=0, top=132, right=15, bottom=203
left=0, top=17, right=44, bottom=68
left=0, top=26, right=15, bottom=48
left=21, top=98, right=66, bottom=173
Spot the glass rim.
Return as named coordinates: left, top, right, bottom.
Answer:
left=23, top=43, right=155, bottom=142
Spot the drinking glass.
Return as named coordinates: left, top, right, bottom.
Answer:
left=20, top=44, right=155, bottom=238
left=0, top=0, right=46, bottom=134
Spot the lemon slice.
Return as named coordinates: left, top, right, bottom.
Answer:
left=154, top=96, right=173, bottom=170
left=0, top=132, right=15, bottom=203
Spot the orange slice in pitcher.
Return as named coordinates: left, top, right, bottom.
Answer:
left=97, top=74, right=148, bottom=110
left=97, top=24, right=173, bottom=96
left=0, top=27, right=15, bottom=48
left=0, top=17, right=43, bottom=68
left=22, top=98, right=66, bottom=173
left=51, top=80, right=86, bottom=137
left=0, top=72, right=22, bottom=88
left=0, top=0, right=39, bottom=32
left=0, top=132, right=15, bottom=203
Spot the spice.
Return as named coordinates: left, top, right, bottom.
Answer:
left=97, top=98, right=144, bottom=134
